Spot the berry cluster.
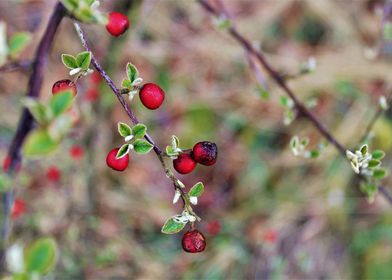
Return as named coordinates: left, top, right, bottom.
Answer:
left=173, top=141, right=218, bottom=175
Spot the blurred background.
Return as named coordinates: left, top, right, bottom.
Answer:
left=1, top=0, right=392, bottom=279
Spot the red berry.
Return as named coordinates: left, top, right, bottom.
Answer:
left=173, top=153, right=197, bottom=174
left=69, top=145, right=84, bottom=159
left=106, top=148, right=129, bottom=171
left=182, top=230, right=206, bottom=253
left=263, top=229, right=278, bottom=244
left=192, top=141, right=218, bottom=166
left=11, top=199, right=26, bottom=219
left=106, top=12, right=129, bottom=37
left=206, top=220, right=221, bottom=236
left=47, top=166, right=61, bottom=182
left=90, top=71, right=102, bottom=84
left=52, top=79, right=77, bottom=96
left=139, top=83, right=165, bottom=110
left=2, top=156, right=21, bottom=173
left=85, top=88, right=100, bottom=102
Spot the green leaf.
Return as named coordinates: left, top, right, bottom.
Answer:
left=309, top=150, right=320, bottom=158
left=133, top=139, right=153, bottom=154
left=61, top=0, right=79, bottom=11
left=48, top=91, right=73, bottom=117
left=23, top=98, right=49, bottom=125
left=8, top=32, right=31, bottom=57
left=61, top=54, right=78, bottom=69
left=23, top=130, right=58, bottom=157
left=47, top=114, right=74, bottom=141
left=118, top=122, right=132, bottom=138
left=360, top=144, right=368, bottom=156
left=279, top=96, right=288, bottom=107
left=165, top=146, right=179, bottom=156
left=76, top=51, right=91, bottom=70
left=189, top=182, right=204, bottom=197
left=257, top=85, right=270, bottom=100
left=372, top=150, right=385, bottom=160
left=25, top=237, right=57, bottom=275
left=122, top=79, right=132, bottom=89
left=133, top=123, right=147, bottom=139
left=126, top=62, right=139, bottom=83
left=116, top=144, right=130, bottom=159
left=373, top=168, right=387, bottom=180
left=368, top=159, right=381, bottom=168
left=161, top=217, right=186, bottom=234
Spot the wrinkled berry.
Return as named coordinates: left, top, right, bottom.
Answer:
left=182, top=230, right=206, bottom=253
left=106, top=148, right=129, bottom=171
left=192, top=141, right=217, bottom=166
left=173, top=152, right=196, bottom=174
left=139, top=83, right=165, bottom=110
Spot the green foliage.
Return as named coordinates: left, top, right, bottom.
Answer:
left=23, top=130, right=58, bottom=156
left=61, top=0, right=105, bottom=24
left=132, top=124, right=147, bottom=139
left=161, top=217, right=186, bottom=234
left=133, top=139, right=153, bottom=154
left=118, top=122, right=132, bottom=138
left=24, top=238, right=57, bottom=275
left=116, top=144, right=130, bottom=159
left=61, top=52, right=92, bottom=74
left=8, top=32, right=31, bottom=57
left=189, top=182, right=204, bottom=197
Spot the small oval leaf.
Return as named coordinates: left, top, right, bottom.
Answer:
left=189, top=182, right=204, bottom=197
left=24, top=237, right=57, bottom=275
left=161, top=217, right=186, bottom=234
left=133, top=139, right=153, bottom=154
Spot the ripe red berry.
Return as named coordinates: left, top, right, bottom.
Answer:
left=192, top=141, right=218, bottom=166
left=69, top=145, right=84, bottom=159
left=182, top=230, right=206, bottom=253
left=263, top=229, right=278, bottom=244
left=11, top=199, right=26, bottom=219
left=52, top=79, right=77, bottom=96
left=85, top=88, right=100, bottom=102
left=90, top=71, right=102, bottom=84
left=106, top=12, right=129, bottom=37
left=173, top=153, right=197, bottom=174
left=46, top=166, right=61, bottom=182
left=139, top=83, right=165, bottom=110
left=206, top=220, right=221, bottom=236
left=106, top=148, right=129, bottom=171
left=2, top=156, right=21, bottom=173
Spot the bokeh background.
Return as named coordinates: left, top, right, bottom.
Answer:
left=1, top=0, right=392, bottom=279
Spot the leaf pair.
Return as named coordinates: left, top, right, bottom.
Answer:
left=62, top=51, right=92, bottom=72
left=116, top=122, right=153, bottom=158
left=61, top=0, right=105, bottom=24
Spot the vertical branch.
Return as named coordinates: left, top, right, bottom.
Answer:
left=0, top=2, right=67, bottom=271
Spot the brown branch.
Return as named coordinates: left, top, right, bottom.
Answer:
left=0, top=1, right=67, bottom=271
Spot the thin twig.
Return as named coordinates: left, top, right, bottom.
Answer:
left=1, top=2, right=67, bottom=271
left=73, top=22, right=199, bottom=220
